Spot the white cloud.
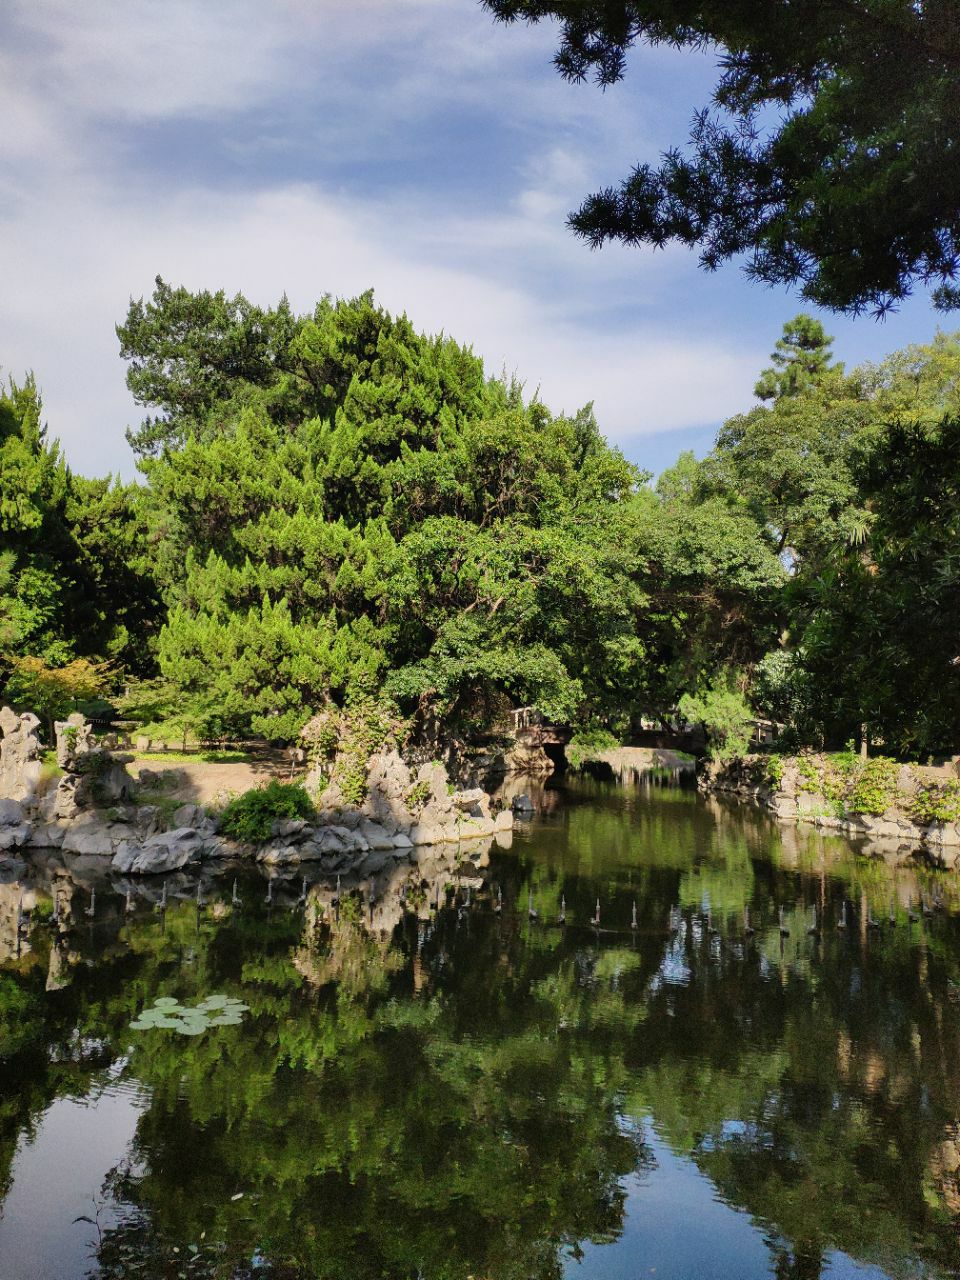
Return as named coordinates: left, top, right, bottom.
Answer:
left=0, top=173, right=761, bottom=477
left=0, top=0, right=769, bottom=479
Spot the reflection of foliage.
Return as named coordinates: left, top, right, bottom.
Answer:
left=5, top=783, right=960, bottom=1279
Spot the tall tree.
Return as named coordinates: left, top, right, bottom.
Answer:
left=481, top=1, right=960, bottom=314
left=754, top=315, right=836, bottom=402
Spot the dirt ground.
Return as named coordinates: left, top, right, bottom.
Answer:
left=127, top=757, right=299, bottom=808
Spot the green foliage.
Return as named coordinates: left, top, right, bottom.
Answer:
left=764, top=755, right=784, bottom=790
left=303, top=693, right=408, bottom=806
left=909, top=779, right=960, bottom=828
left=679, top=675, right=753, bottom=762
left=482, top=2, right=960, bottom=315
left=218, top=780, right=315, bottom=844
left=117, top=283, right=650, bottom=739
left=4, top=655, right=109, bottom=738
left=0, top=375, right=161, bottom=683
left=567, top=725, right=619, bottom=769
left=754, top=315, right=836, bottom=402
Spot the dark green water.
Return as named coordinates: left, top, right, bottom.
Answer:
left=2, top=776, right=960, bottom=1280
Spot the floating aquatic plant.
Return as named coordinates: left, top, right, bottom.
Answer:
left=130, top=994, right=249, bottom=1036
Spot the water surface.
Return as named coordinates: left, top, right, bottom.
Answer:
left=2, top=777, right=960, bottom=1279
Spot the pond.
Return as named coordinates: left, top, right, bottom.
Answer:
left=2, top=775, right=960, bottom=1280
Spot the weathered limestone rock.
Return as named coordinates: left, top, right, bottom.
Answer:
left=363, top=750, right=415, bottom=834
left=0, top=707, right=42, bottom=805
left=0, top=798, right=31, bottom=850
left=172, top=803, right=219, bottom=834
left=111, top=827, right=207, bottom=876
left=358, top=818, right=396, bottom=850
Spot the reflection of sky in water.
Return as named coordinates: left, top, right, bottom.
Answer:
left=0, top=1080, right=145, bottom=1280
left=647, top=939, right=691, bottom=995
left=570, top=1122, right=896, bottom=1280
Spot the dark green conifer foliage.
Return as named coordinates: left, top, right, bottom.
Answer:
left=754, top=316, right=836, bottom=402
left=121, top=284, right=648, bottom=739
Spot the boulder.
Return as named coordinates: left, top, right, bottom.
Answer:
left=453, top=788, right=491, bottom=819
left=273, top=817, right=311, bottom=841
left=0, top=798, right=25, bottom=827
left=111, top=827, right=207, bottom=875
left=173, top=803, right=218, bottom=832
left=61, top=825, right=115, bottom=856
left=258, top=843, right=302, bottom=866
left=26, top=821, right=65, bottom=848
left=0, top=822, right=30, bottom=851
left=358, top=819, right=396, bottom=850
left=410, top=821, right=447, bottom=846
left=494, top=809, right=514, bottom=832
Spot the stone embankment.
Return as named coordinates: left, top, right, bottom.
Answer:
left=0, top=709, right=513, bottom=877
left=700, top=753, right=960, bottom=863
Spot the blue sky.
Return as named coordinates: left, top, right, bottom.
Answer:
left=0, top=0, right=951, bottom=479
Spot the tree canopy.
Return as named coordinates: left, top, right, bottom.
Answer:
left=481, top=1, right=960, bottom=314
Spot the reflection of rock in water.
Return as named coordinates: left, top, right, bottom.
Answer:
left=293, top=838, right=497, bottom=988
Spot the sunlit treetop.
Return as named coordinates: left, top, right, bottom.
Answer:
left=481, top=0, right=960, bottom=315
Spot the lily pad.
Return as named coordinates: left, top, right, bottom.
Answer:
left=129, top=993, right=249, bottom=1037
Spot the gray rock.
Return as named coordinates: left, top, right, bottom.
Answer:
left=275, top=818, right=311, bottom=840
left=454, top=787, right=490, bottom=819
left=0, top=798, right=25, bottom=826
left=62, top=825, right=115, bottom=856
left=112, top=827, right=207, bottom=875
left=358, top=819, right=395, bottom=850
left=410, top=822, right=447, bottom=846
left=26, top=821, right=65, bottom=848
left=258, top=843, right=302, bottom=866
left=391, top=832, right=413, bottom=850
left=173, top=804, right=208, bottom=830
left=0, top=707, right=42, bottom=805
left=0, top=822, right=30, bottom=851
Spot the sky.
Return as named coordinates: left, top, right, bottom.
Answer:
left=0, top=0, right=953, bottom=480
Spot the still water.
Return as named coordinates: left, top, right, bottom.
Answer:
left=2, top=776, right=960, bottom=1280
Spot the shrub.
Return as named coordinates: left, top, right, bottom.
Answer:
left=847, top=756, right=900, bottom=816
left=567, top=724, right=619, bottom=769
left=679, top=675, right=754, bottom=762
left=301, top=693, right=408, bottom=806
left=219, top=780, right=315, bottom=844
left=765, top=754, right=784, bottom=789
left=910, top=778, right=960, bottom=827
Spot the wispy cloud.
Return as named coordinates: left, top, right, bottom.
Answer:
left=0, top=0, right=942, bottom=478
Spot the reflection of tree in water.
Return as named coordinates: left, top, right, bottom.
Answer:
left=88, top=860, right=646, bottom=1278
left=4, top=801, right=960, bottom=1277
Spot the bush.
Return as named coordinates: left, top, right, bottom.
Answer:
left=566, top=724, right=619, bottom=769
left=219, top=780, right=315, bottom=844
left=679, top=675, right=754, bottom=762
left=910, top=778, right=960, bottom=827
left=847, top=756, right=899, bottom=816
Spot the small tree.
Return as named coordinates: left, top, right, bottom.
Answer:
left=5, top=656, right=108, bottom=741
left=680, top=675, right=754, bottom=762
